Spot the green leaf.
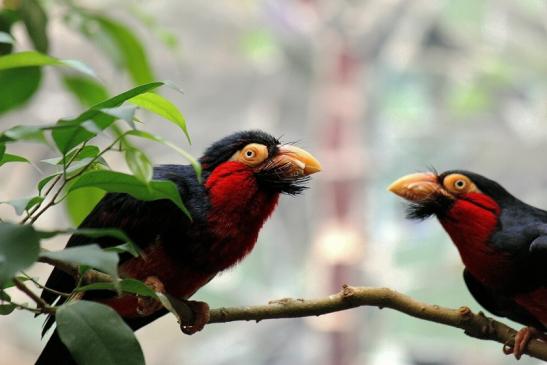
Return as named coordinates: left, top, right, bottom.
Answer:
left=56, top=301, right=145, bottom=365
left=51, top=120, right=109, bottom=154
left=20, top=0, right=48, bottom=53
left=0, top=10, right=18, bottom=55
left=86, top=14, right=154, bottom=85
left=0, top=125, right=45, bottom=143
left=40, top=244, right=119, bottom=281
left=42, top=145, right=101, bottom=166
left=68, top=170, right=189, bottom=217
left=0, top=222, right=41, bottom=285
left=70, top=228, right=134, bottom=247
left=91, top=82, right=164, bottom=110
left=0, top=290, right=15, bottom=315
left=52, top=82, right=164, bottom=153
left=0, top=302, right=15, bottom=315
left=35, top=228, right=128, bottom=242
left=100, top=105, right=137, bottom=124
left=1, top=196, right=43, bottom=215
left=124, top=148, right=152, bottom=183
left=103, top=242, right=140, bottom=257
left=0, top=143, right=5, bottom=159
left=127, top=130, right=201, bottom=179
left=0, top=67, right=41, bottom=115
left=1, top=276, right=31, bottom=289
left=64, top=157, right=99, bottom=176
left=0, top=51, right=94, bottom=77
left=0, top=31, right=14, bottom=45
left=128, top=92, right=190, bottom=142
left=37, top=174, right=59, bottom=195
left=156, top=292, right=193, bottom=323
left=0, top=153, right=29, bottom=166
left=65, top=187, right=105, bottom=226
left=62, top=75, right=109, bottom=107
left=76, top=279, right=156, bottom=297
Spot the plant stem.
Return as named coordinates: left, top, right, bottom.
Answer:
left=12, top=277, right=54, bottom=314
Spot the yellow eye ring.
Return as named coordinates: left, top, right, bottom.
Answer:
left=230, top=143, right=269, bottom=167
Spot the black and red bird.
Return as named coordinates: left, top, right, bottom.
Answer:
left=36, top=130, right=321, bottom=364
left=389, top=170, right=547, bottom=359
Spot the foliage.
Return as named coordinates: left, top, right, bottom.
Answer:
left=0, top=1, right=190, bottom=364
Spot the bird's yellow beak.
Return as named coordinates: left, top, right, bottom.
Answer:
left=388, top=172, right=446, bottom=202
left=274, top=145, right=322, bottom=176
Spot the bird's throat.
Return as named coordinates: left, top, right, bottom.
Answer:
left=440, top=196, right=512, bottom=288
left=204, top=161, right=280, bottom=271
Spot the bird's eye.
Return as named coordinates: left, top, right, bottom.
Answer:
left=442, top=173, right=475, bottom=194
left=454, top=179, right=466, bottom=189
left=231, top=143, right=269, bottom=167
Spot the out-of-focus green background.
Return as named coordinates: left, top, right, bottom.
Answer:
left=1, top=0, right=547, bottom=364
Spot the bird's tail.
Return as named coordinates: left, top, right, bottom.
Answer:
left=35, top=330, right=77, bottom=365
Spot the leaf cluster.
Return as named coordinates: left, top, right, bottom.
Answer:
left=0, top=2, right=194, bottom=364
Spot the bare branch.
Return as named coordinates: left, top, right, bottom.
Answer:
left=12, top=277, right=55, bottom=314
left=207, top=285, right=547, bottom=362
left=37, top=255, right=112, bottom=284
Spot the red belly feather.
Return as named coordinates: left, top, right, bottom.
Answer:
left=515, top=289, right=547, bottom=327
left=440, top=195, right=512, bottom=288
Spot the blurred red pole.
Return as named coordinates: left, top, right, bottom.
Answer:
left=315, top=39, right=366, bottom=365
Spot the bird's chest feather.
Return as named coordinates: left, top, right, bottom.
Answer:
left=111, top=164, right=279, bottom=313
left=440, top=197, right=514, bottom=288
left=204, top=162, right=279, bottom=271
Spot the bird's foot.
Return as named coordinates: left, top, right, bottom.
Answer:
left=503, top=326, right=547, bottom=360
left=180, top=300, right=210, bottom=335
left=136, top=276, right=165, bottom=316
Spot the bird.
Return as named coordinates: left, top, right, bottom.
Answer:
left=388, top=170, right=547, bottom=360
left=35, top=130, right=321, bottom=364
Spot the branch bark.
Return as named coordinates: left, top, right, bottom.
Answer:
left=34, top=256, right=547, bottom=361
left=207, top=285, right=547, bottom=362
left=38, top=252, right=113, bottom=284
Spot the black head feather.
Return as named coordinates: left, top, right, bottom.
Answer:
left=200, top=130, right=309, bottom=195
left=199, top=130, right=280, bottom=172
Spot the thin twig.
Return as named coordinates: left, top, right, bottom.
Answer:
left=8, top=301, right=44, bottom=314
left=21, top=143, right=88, bottom=224
left=12, top=278, right=55, bottom=314
left=27, top=135, right=126, bottom=224
left=37, top=251, right=113, bottom=284
left=21, top=272, right=71, bottom=297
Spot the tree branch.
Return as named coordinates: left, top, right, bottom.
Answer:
left=34, top=255, right=547, bottom=361
left=12, top=277, right=55, bottom=314
left=37, top=252, right=113, bottom=284
left=207, top=285, right=547, bottom=362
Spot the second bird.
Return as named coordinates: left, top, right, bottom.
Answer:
left=389, top=170, right=547, bottom=360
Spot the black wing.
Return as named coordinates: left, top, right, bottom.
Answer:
left=463, top=269, right=544, bottom=330
left=40, top=165, right=208, bottom=333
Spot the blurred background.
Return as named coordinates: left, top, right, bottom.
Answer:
left=1, top=0, right=547, bottom=364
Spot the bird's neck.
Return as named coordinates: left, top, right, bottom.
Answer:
left=439, top=194, right=511, bottom=287
left=204, top=161, right=280, bottom=271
